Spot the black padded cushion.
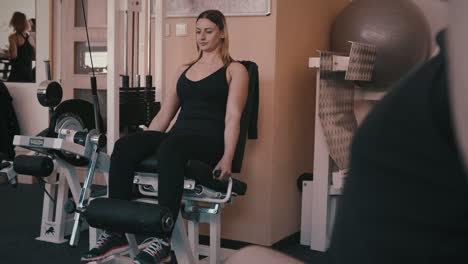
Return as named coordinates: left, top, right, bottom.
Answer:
left=86, top=198, right=173, bottom=234
left=13, top=155, right=54, bottom=177
left=232, top=61, right=258, bottom=172
left=136, top=153, right=159, bottom=172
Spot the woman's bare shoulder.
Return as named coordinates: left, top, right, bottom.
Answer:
left=174, top=64, right=190, bottom=79
left=177, top=64, right=190, bottom=72
left=227, top=61, right=248, bottom=76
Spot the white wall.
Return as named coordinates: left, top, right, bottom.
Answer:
left=7, top=83, right=48, bottom=136
left=0, top=0, right=35, bottom=50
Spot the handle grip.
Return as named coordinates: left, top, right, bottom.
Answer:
left=213, top=170, right=221, bottom=178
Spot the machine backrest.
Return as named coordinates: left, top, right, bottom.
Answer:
left=231, top=61, right=259, bottom=173
left=0, top=81, right=20, bottom=159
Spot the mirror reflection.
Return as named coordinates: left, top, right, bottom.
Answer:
left=0, top=0, right=36, bottom=83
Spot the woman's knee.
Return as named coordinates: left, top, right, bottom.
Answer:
left=113, top=136, right=130, bottom=152
left=112, top=132, right=148, bottom=154
left=112, top=131, right=166, bottom=163
left=157, top=139, right=188, bottom=167
left=111, top=136, right=139, bottom=163
left=157, top=137, right=183, bottom=158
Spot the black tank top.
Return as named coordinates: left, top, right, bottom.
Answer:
left=8, top=33, right=34, bottom=82
left=170, top=64, right=229, bottom=139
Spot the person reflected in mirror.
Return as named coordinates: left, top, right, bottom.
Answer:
left=28, top=18, right=36, bottom=82
left=6, top=12, right=35, bottom=83
left=28, top=18, right=36, bottom=46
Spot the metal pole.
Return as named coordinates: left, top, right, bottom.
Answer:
left=147, top=0, right=152, bottom=75
left=136, top=12, right=140, bottom=87
left=123, top=10, right=128, bottom=76
left=131, top=12, right=135, bottom=87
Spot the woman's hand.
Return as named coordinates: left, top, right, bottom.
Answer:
left=213, top=157, right=232, bottom=182
left=0, top=47, right=9, bottom=57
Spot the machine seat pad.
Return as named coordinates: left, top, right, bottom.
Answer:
left=136, top=156, right=247, bottom=196
left=136, top=153, right=159, bottom=173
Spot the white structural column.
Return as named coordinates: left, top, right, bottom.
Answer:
left=310, top=66, right=333, bottom=252
left=448, top=1, right=468, bottom=180
left=106, top=0, right=121, bottom=153
left=307, top=46, right=381, bottom=251
left=154, top=0, right=166, bottom=102
left=36, top=0, right=51, bottom=83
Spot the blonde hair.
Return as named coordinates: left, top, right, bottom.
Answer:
left=190, top=10, right=233, bottom=66
left=10, top=12, right=29, bottom=33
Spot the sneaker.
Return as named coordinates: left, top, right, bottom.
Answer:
left=0, top=174, right=8, bottom=185
left=81, top=231, right=131, bottom=262
left=133, top=237, right=171, bottom=264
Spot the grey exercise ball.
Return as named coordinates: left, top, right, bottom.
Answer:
left=331, top=0, right=431, bottom=89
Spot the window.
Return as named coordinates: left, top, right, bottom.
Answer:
left=74, top=41, right=107, bottom=74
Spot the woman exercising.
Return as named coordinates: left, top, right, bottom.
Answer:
left=82, top=9, right=249, bottom=264
left=7, top=12, right=35, bottom=83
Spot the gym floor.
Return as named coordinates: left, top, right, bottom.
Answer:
left=0, top=183, right=325, bottom=264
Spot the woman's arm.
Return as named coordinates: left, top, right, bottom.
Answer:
left=8, top=35, right=17, bottom=59
left=214, top=62, right=249, bottom=181
left=147, top=65, right=187, bottom=132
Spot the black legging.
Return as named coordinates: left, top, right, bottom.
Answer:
left=108, top=131, right=224, bottom=230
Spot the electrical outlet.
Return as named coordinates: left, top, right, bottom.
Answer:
left=121, top=0, right=142, bottom=12
left=176, top=23, right=188, bottom=37
left=165, top=23, right=170, bottom=37
left=128, top=0, right=142, bottom=11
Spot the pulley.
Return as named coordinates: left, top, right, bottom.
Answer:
left=51, top=99, right=102, bottom=166
left=37, top=80, right=63, bottom=108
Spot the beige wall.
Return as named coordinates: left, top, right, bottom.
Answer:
left=164, top=1, right=278, bottom=245
left=163, top=0, right=348, bottom=245
left=271, top=0, right=350, bottom=243
left=216, top=7, right=279, bottom=245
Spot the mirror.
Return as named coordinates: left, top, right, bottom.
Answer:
left=0, top=0, right=36, bottom=83
left=1, top=1, right=50, bottom=136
